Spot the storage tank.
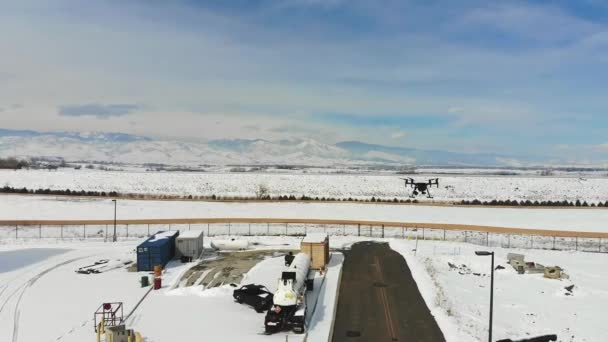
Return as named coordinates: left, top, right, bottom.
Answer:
left=265, top=253, right=311, bottom=334
left=136, top=231, right=179, bottom=272
left=273, top=253, right=311, bottom=307
left=210, top=238, right=249, bottom=251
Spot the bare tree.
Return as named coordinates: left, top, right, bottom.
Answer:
left=256, top=183, right=269, bottom=199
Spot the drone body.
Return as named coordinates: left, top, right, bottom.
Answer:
left=400, top=178, right=439, bottom=198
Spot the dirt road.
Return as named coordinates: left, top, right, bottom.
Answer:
left=332, top=242, right=446, bottom=342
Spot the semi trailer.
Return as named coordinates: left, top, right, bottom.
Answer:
left=264, top=253, right=313, bottom=334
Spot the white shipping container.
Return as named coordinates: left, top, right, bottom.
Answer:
left=176, top=230, right=205, bottom=259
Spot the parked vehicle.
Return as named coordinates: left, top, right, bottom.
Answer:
left=265, top=253, right=312, bottom=334
left=233, top=284, right=274, bottom=313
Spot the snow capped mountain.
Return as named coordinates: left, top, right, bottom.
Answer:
left=0, top=128, right=544, bottom=167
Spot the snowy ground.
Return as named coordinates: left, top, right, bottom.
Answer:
left=0, top=237, right=343, bottom=342
left=390, top=239, right=608, bottom=342
left=1, top=235, right=606, bottom=342
left=1, top=169, right=608, bottom=204
left=0, top=242, right=148, bottom=342
left=2, top=195, right=608, bottom=233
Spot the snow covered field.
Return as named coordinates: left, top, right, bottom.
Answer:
left=0, top=237, right=343, bottom=342
left=1, top=169, right=608, bottom=204
left=2, top=195, right=608, bottom=233
left=391, top=239, right=608, bottom=342
left=2, top=236, right=606, bottom=342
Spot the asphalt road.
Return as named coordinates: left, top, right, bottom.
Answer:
left=332, top=242, right=446, bottom=342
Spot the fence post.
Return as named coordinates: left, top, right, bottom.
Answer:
left=531, top=235, right=534, bottom=249
left=600, top=238, right=602, bottom=253
left=443, top=229, right=446, bottom=241
left=402, top=227, right=405, bottom=239
left=84, top=224, right=86, bottom=240
left=126, top=224, right=129, bottom=238
left=15, top=225, right=18, bottom=239
left=228, top=223, right=231, bottom=236
left=553, top=236, right=556, bottom=250
left=267, top=223, right=270, bottom=235
left=575, top=237, right=578, bottom=251
left=381, top=225, right=384, bottom=238
left=61, top=225, right=64, bottom=240
left=422, top=228, right=425, bottom=240
left=508, top=234, right=511, bottom=248
left=188, top=224, right=191, bottom=231
left=486, top=232, right=489, bottom=246
left=358, top=224, right=360, bottom=237
left=208, top=223, right=210, bottom=237
left=39, top=224, right=42, bottom=239
left=249, top=223, right=251, bottom=236
left=105, top=225, right=108, bottom=242
left=147, top=224, right=150, bottom=237
left=286, top=223, right=288, bottom=236
left=464, top=230, right=468, bottom=243
left=305, top=224, right=307, bottom=235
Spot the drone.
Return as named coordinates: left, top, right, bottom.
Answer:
left=400, top=178, right=439, bottom=198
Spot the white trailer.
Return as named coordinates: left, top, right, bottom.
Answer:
left=265, top=253, right=312, bottom=334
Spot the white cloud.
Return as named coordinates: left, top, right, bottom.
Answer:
left=390, top=131, right=406, bottom=139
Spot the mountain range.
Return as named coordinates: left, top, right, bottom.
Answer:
left=0, top=128, right=537, bottom=167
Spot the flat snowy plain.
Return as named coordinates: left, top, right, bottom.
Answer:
left=2, top=195, right=608, bottom=233
left=1, top=169, right=608, bottom=203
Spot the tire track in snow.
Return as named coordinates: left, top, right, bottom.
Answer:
left=8, top=256, right=90, bottom=342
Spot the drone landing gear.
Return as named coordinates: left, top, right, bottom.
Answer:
left=425, top=190, right=433, bottom=199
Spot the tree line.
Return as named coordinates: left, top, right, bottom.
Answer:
left=1, top=184, right=606, bottom=207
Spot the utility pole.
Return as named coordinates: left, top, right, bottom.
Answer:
left=112, top=199, right=117, bottom=242
left=475, top=251, right=495, bottom=342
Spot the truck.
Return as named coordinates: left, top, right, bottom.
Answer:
left=264, top=253, right=313, bottom=334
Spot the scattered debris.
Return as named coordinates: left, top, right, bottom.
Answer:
left=447, top=262, right=475, bottom=276
left=544, top=266, right=562, bottom=279
left=77, top=259, right=132, bottom=274
left=526, top=262, right=546, bottom=274
left=507, top=254, right=567, bottom=279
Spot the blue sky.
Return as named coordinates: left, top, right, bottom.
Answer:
left=0, top=0, right=607, bottom=161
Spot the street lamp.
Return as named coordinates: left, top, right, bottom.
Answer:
left=112, top=199, right=117, bottom=242
left=475, top=251, right=494, bottom=342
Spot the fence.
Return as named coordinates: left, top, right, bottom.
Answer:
left=1, top=218, right=607, bottom=253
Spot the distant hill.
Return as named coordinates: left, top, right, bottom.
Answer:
left=0, top=128, right=544, bottom=167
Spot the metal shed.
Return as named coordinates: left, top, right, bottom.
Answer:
left=137, top=230, right=179, bottom=272
left=300, top=233, right=329, bottom=270
left=176, top=230, right=204, bottom=260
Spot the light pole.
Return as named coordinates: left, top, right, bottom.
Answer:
left=112, top=199, right=117, bottom=242
left=475, top=251, right=494, bottom=342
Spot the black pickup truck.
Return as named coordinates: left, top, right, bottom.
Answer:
left=233, top=284, right=274, bottom=313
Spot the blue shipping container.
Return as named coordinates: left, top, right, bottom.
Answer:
left=137, top=230, right=180, bottom=272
